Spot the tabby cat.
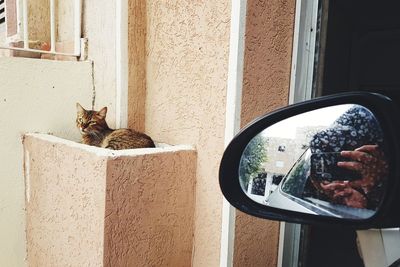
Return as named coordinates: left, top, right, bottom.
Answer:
left=76, top=103, right=155, bottom=150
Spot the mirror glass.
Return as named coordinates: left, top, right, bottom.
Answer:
left=239, top=104, right=388, bottom=219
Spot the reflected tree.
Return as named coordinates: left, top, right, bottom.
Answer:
left=239, top=135, right=268, bottom=191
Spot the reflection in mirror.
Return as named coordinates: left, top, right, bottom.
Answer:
left=239, top=104, right=388, bottom=219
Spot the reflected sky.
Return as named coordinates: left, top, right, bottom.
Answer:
left=263, top=104, right=354, bottom=139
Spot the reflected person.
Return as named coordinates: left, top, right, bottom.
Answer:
left=319, top=144, right=388, bottom=209
left=309, top=105, right=388, bottom=210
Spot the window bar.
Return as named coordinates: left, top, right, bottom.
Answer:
left=49, top=0, right=55, bottom=53
left=22, top=0, right=28, bottom=49
left=0, top=0, right=82, bottom=57
left=74, top=0, right=82, bottom=56
left=0, top=0, right=5, bottom=24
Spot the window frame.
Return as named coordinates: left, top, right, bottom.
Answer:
left=278, top=0, right=320, bottom=266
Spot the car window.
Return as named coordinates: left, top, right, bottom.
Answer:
left=279, top=149, right=375, bottom=219
left=281, top=150, right=310, bottom=198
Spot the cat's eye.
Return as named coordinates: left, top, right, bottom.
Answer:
left=77, top=117, right=83, bottom=123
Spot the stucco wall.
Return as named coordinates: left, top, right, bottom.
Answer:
left=138, top=1, right=231, bottom=266
left=0, top=1, right=132, bottom=264
left=128, top=0, right=147, bottom=132
left=24, top=135, right=107, bottom=266
left=104, top=148, right=197, bottom=266
left=82, top=0, right=117, bottom=127
left=129, top=0, right=295, bottom=265
left=46, top=0, right=118, bottom=125
left=23, top=133, right=196, bottom=266
left=0, top=57, right=93, bottom=266
left=234, top=0, right=296, bottom=266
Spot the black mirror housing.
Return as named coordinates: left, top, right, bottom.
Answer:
left=219, top=92, right=400, bottom=229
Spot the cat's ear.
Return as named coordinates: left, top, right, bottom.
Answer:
left=97, top=107, right=107, bottom=119
left=76, top=103, right=85, bottom=113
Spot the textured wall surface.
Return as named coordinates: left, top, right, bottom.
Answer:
left=128, top=1, right=147, bottom=132
left=24, top=135, right=107, bottom=266
left=0, top=57, right=93, bottom=266
left=234, top=0, right=296, bottom=266
left=241, top=0, right=295, bottom=125
left=143, top=1, right=231, bottom=265
left=24, top=0, right=118, bottom=124
left=23, top=134, right=196, bottom=266
left=104, top=150, right=196, bottom=266
left=82, top=0, right=117, bottom=127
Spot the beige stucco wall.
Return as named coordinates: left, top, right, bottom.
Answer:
left=82, top=0, right=117, bottom=127
left=2, top=0, right=117, bottom=120
left=23, top=133, right=196, bottom=266
left=104, top=147, right=197, bottom=266
left=133, top=1, right=231, bottom=266
left=0, top=57, right=93, bottom=266
left=24, top=135, right=107, bottom=266
left=234, top=0, right=296, bottom=266
left=129, top=0, right=296, bottom=265
left=48, top=0, right=119, bottom=123
left=128, top=0, right=147, bottom=132
left=0, top=1, right=133, bottom=264
left=52, top=0, right=118, bottom=125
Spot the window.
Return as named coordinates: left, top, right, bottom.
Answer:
left=278, top=145, right=286, bottom=152
left=0, top=0, right=82, bottom=58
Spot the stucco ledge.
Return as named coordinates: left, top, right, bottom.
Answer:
left=23, top=133, right=197, bottom=266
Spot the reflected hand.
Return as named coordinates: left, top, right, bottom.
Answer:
left=319, top=181, right=367, bottom=209
left=338, top=145, right=388, bottom=194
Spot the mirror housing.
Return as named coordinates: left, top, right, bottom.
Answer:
left=219, top=92, right=400, bottom=229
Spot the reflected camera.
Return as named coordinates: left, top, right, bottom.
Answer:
left=310, top=152, right=361, bottom=181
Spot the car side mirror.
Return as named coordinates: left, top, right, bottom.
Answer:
left=219, top=92, right=400, bottom=229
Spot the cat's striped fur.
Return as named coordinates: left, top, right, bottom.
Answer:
left=76, top=103, right=155, bottom=150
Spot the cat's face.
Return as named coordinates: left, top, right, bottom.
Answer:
left=76, top=103, right=108, bottom=135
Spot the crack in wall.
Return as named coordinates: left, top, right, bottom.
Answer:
left=91, top=60, right=96, bottom=109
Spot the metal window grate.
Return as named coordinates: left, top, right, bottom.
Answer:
left=0, top=0, right=82, bottom=56
left=0, top=0, right=5, bottom=25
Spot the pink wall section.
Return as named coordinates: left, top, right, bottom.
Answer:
left=23, top=134, right=196, bottom=266
left=235, top=0, right=296, bottom=266
left=141, top=2, right=231, bottom=265
left=103, top=151, right=197, bottom=266
left=130, top=0, right=296, bottom=264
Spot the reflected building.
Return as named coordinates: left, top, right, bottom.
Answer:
left=263, top=126, right=324, bottom=175
left=247, top=126, right=325, bottom=201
